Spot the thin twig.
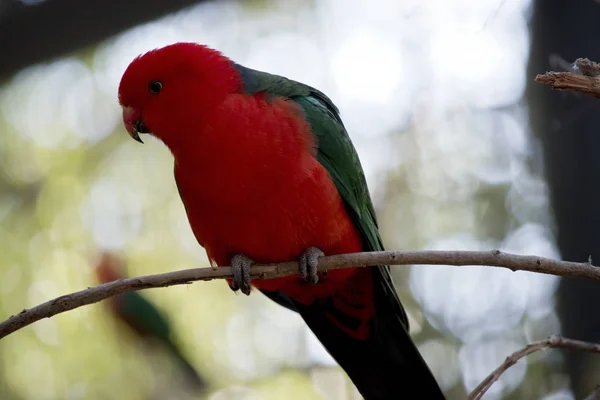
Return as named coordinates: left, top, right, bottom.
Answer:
left=536, top=57, right=600, bottom=98
left=2, top=249, right=600, bottom=340
left=468, top=336, right=600, bottom=400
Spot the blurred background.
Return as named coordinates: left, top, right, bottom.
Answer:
left=1, top=0, right=599, bottom=399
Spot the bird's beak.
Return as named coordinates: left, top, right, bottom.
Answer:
left=122, top=106, right=147, bottom=144
left=131, top=121, right=145, bottom=144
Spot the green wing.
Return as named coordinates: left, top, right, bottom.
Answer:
left=118, top=291, right=172, bottom=341
left=117, top=292, right=207, bottom=389
left=235, top=64, right=408, bottom=327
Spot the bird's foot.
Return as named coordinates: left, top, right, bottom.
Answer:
left=299, top=246, right=324, bottom=284
left=230, top=254, right=254, bottom=296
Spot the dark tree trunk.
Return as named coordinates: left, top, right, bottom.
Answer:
left=526, top=0, right=600, bottom=396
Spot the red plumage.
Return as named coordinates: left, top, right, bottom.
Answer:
left=120, top=45, right=366, bottom=313
left=174, top=94, right=365, bottom=309
left=118, top=43, right=445, bottom=399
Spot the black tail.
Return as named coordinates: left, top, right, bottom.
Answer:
left=289, top=267, right=446, bottom=400
left=162, top=339, right=208, bottom=393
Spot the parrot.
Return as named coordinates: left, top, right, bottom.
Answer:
left=94, top=251, right=208, bottom=393
left=117, top=42, right=446, bottom=400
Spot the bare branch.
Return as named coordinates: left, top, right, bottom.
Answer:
left=468, top=336, right=600, bottom=400
left=2, top=249, right=600, bottom=340
left=536, top=57, right=600, bottom=98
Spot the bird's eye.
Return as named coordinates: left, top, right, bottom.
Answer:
left=149, top=80, right=163, bottom=94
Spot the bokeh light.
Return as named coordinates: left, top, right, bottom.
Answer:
left=0, top=0, right=566, bottom=399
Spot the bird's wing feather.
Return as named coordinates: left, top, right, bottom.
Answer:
left=234, top=63, right=408, bottom=328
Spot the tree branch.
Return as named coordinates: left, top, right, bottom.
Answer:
left=2, top=249, right=600, bottom=340
left=535, top=57, right=600, bottom=98
left=468, top=336, right=600, bottom=400
left=0, top=0, right=209, bottom=80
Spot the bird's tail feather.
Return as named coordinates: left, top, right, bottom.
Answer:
left=162, top=340, right=208, bottom=392
left=292, top=268, right=446, bottom=400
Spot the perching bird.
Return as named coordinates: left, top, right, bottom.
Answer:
left=94, top=251, right=207, bottom=393
left=117, top=42, right=445, bottom=400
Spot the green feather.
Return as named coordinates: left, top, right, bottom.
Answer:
left=117, top=291, right=207, bottom=389
left=235, top=64, right=409, bottom=328
left=118, top=291, right=172, bottom=341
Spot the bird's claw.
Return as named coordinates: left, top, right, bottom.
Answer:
left=230, top=254, right=253, bottom=295
left=299, top=246, right=324, bottom=284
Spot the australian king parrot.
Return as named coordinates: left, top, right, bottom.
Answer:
left=117, top=42, right=445, bottom=400
left=94, top=251, right=207, bottom=392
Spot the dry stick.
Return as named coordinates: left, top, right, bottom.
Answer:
left=534, top=56, right=600, bottom=399
left=468, top=336, right=600, bottom=400
left=2, top=249, right=600, bottom=340
left=536, top=57, right=600, bottom=98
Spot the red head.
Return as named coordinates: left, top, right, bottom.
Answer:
left=94, top=251, right=127, bottom=284
left=117, top=42, right=241, bottom=148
